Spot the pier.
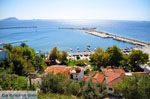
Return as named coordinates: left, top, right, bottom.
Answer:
left=0, top=40, right=28, bottom=46
left=60, top=28, right=150, bottom=46
left=0, top=26, right=37, bottom=29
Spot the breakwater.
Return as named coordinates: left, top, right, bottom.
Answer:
left=0, top=40, right=28, bottom=46
left=0, top=26, right=37, bottom=29
left=59, top=28, right=150, bottom=46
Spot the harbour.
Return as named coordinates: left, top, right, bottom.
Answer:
left=60, top=28, right=150, bottom=47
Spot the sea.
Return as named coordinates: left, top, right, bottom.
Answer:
left=0, top=19, right=150, bottom=53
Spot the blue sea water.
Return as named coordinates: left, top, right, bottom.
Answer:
left=0, top=19, right=150, bottom=53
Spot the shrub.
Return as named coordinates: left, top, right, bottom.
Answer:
left=0, top=73, right=30, bottom=90
left=40, top=73, right=80, bottom=95
left=82, top=79, right=106, bottom=99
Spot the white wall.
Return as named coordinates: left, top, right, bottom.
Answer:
left=0, top=50, right=8, bottom=61
left=78, top=68, right=84, bottom=80
left=107, top=85, right=114, bottom=94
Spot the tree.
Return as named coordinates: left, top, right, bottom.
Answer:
left=120, top=55, right=129, bottom=71
left=49, top=47, right=60, bottom=63
left=138, top=75, right=150, bottom=99
left=76, top=60, right=86, bottom=66
left=114, top=74, right=150, bottom=99
left=1, top=44, right=46, bottom=76
left=3, top=44, right=13, bottom=52
left=40, top=73, right=80, bottom=95
left=59, top=50, right=68, bottom=64
left=82, top=79, right=106, bottom=99
left=22, top=48, right=36, bottom=60
left=20, top=43, right=28, bottom=48
left=0, top=73, right=30, bottom=90
left=128, top=50, right=149, bottom=71
left=106, top=45, right=123, bottom=67
left=90, top=48, right=109, bottom=69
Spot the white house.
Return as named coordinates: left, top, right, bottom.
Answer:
left=70, top=66, right=84, bottom=81
left=0, top=48, right=8, bottom=61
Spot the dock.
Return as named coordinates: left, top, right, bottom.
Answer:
left=59, top=28, right=150, bottom=46
left=0, top=40, right=28, bottom=46
left=0, top=26, right=37, bottom=29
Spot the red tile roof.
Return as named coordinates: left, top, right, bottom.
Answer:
left=61, top=67, right=71, bottom=76
left=93, top=73, right=105, bottom=83
left=101, top=68, right=125, bottom=86
left=107, top=76, right=122, bottom=86
left=45, top=66, right=72, bottom=76
left=84, top=73, right=104, bottom=83
left=101, top=68, right=125, bottom=74
left=45, top=66, right=66, bottom=74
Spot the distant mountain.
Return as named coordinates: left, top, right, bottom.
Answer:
left=1, top=17, right=19, bottom=21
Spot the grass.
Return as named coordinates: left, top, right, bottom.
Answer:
left=38, top=92, right=79, bottom=99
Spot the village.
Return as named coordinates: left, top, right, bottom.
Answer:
left=0, top=44, right=150, bottom=99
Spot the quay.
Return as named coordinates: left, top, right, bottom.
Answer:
left=0, top=40, right=28, bottom=46
left=60, top=28, right=150, bottom=46
left=0, top=26, right=37, bottom=29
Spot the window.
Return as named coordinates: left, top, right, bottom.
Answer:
left=109, top=87, right=113, bottom=91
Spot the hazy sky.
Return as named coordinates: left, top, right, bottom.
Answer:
left=0, top=0, right=150, bottom=21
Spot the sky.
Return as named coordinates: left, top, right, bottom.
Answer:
left=0, top=0, right=150, bottom=21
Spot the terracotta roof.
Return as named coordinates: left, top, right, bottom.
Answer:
left=105, top=72, right=121, bottom=84
left=101, top=68, right=125, bottom=86
left=84, top=73, right=104, bottom=83
left=45, top=66, right=66, bottom=74
left=61, top=67, right=71, bottom=76
left=108, top=77, right=122, bottom=86
left=93, top=73, right=104, bottom=83
left=101, top=68, right=125, bottom=74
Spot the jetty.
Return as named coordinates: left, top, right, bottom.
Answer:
left=59, top=28, right=150, bottom=46
left=0, top=26, right=37, bottom=29
left=0, top=40, right=28, bottom=46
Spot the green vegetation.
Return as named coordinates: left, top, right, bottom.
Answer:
left=90, top=48, right=109, bottom=69
left=38, top=92, right=79, bottom=99
left=0, top=43, right=46, bottom=76
left=82, top=80, right=106, bottom=99
left=40, top=73, right=107, bottom=99
left=106, top=45, right=123, bottom=67
left=128, top=49, right=149, bottom=71
left=114, top=74, right=150, bottom=99
left=65, top=60, right=89, bottom=66
left=49, top=47, right=60, bottom=63
left=0, top=72, right=30, bottom=90
left=90, top=45, right=149, bottom=72
left=59, top=50, right=68, bottom=65
left=40, top=73, right=80, bottom=95
left=49, top=46, right=149, bottom=72
left=0, top=43, right=46, bottom=90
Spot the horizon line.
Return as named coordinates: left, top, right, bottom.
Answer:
left=0, top=17, right=150, bottom=22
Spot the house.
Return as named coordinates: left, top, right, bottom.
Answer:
left=0, top=48, right=8, bottom=61
left=70, top=66, right=84, bottom=80
left=45, top=65, right=84, bottom=81
left=101, top=68, right=126, bottom=94
left=101, top=68, right=148, bottom=94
